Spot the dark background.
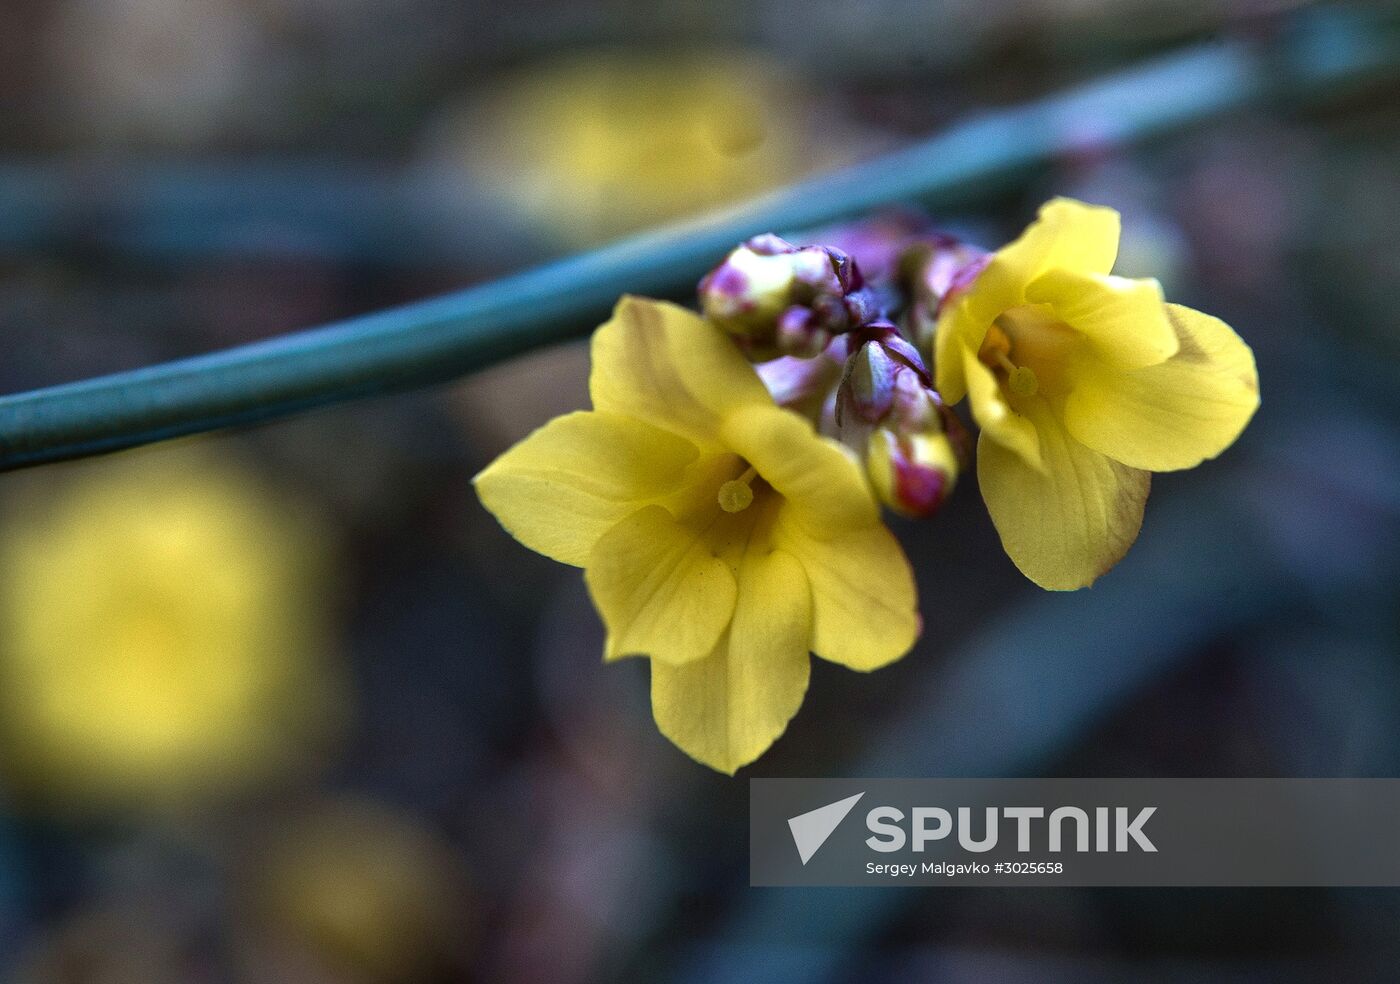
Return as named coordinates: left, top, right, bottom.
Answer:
left=0, top=0, right=1398, bottom=980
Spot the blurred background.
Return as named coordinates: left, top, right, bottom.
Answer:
left=0, top=0, right=1398, bottom=980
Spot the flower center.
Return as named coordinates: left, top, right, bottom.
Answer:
left=979, top=305, right=1078, bottom=399
left=717, top=464, right=758, bottom=513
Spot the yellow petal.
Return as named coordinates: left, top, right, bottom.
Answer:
left=978, top=400, right=1149, bottom=590
left=1063, top=303, right=1260, bottom=471
left=650, top=549, right=812, bottom=774
left=720, top=404, right=877, bottom=530
left=995, top=197, right=1121, bottom=283
left=933, top=300, right=971, bottom=403
left=474, top=411, right=699, bottom=566
left=1025, top=269, right=1177, bottom=369
left=585, top=505, right=738, bottom=665
left=934, top=277, right=1011, bottom=404
left=589, top=296, right=770, bottom=449
left=962, top=347, right=1043, bottom=471
left=774, top=508, right=918, bottom=671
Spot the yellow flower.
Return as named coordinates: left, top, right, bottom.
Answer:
left=935, top=198, right=1260, bottom=590
left=475, top=297, right=918, bottom=773
left=0, top=445, right=345, bottom=814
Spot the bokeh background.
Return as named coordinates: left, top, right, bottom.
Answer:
left=1, top=0, right=1399, bottom=980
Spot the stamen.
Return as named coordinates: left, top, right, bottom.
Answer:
left=717, top=465, right=758, bottom=513
left=993, top=351, right=1039, bottom=397
left=1009, top=365, right=1039, bottom=397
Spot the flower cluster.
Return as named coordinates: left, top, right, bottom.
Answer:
left=475, top=198, right=1259, bottom=772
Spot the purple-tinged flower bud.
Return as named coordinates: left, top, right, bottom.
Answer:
left=874, top=330, right=928, bottom=380
left=903, top=235, right=990, bottom=353
left=774, top=307, right=830, bottom=359
left=834, top=322, right=930, bottom=427
left=934, top=251, right=992, bottom=314
left=844, top=338, right=899, bottom=423
left=756, top=349, right=845, bottom=420
left=829, top=319, right=966, bottom=518
left=886, top=362, right=942, bottom=432
left=808, top=210, right=935, bottom=288
left=698, top=235, right=878, bottom=361
left=866, top=427, right=959, bottom=519
left=917, top=235, right=989, bottom=306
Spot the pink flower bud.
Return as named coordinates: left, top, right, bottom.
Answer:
left=866, top=427, right=959, bottom=519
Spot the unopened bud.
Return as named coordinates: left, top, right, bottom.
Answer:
left=867, top=427, right=958, bottom=519
left=699, top=235, right=876, bottom=360
left=887, top=364, right=942, bottom=432
left=806, top=210, right=935, bottom=291
left=756, top=350, right=843, bottom=418
left=774, top=307, right=830, bottom=359
left=844, top=338, right=898, bottom=423
left=904, top=236, right=990, bottom=353
left=836, top=324, right=931, bottom=428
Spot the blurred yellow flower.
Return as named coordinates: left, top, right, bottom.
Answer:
left=447, top=51, right=842, bottom=244
left=0, top=445, right=345, bottom=814
left=475, top=297, right=918, bottom=773
left=935, top=198, right=1260, bottom=589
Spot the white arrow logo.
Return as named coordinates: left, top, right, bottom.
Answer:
left=787, top=792, right=865, bottom=864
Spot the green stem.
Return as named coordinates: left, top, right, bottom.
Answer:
left=0, top=7, right=1393, bottom=470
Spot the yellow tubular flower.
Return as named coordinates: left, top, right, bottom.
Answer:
left=935, top=198, right=1260, bottom=590
left=475, top=297, right=919, bottom=773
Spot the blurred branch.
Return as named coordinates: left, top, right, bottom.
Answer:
left=0, top=5, right=1396, bottom=471
left=0, top=160, right=546, bottom=269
